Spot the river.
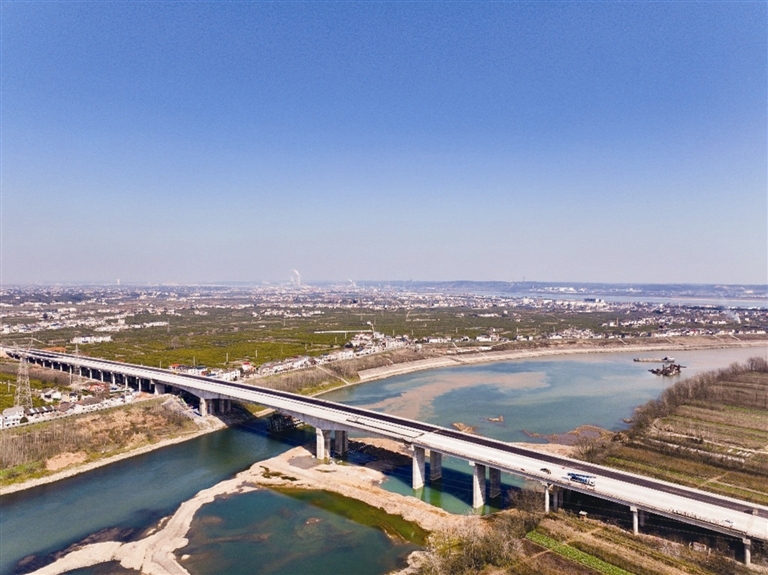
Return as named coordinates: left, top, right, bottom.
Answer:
left=1, top=345, right=765, bottom=574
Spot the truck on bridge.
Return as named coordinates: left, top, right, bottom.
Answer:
left=567, top=472, right=596, bottom=486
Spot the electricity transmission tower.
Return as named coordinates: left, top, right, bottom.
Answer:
left=15, top=355, right=33, bottom=410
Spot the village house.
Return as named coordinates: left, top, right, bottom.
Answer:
left=2, top=406, right=25, bottom=428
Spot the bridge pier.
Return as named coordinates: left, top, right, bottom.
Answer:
left=316, top=429, right=331, bottom=463
left=154, top=382, right=166, bottom=395
left=335, top=430, right=348, bottom=457
left=743, top=538, right=751, bottom=566
left=412, top=447, right=426, bottom=490
left=544, top=484, right=551, bottom=513
left=471, top=462, right=486, bottom=509
left=631, top=506, right=639, bottom=535
left=489, top=467, right=502, bottom=499
left=199, top=398, right=208, bottom=417
left=551, top=486, right=559, bottom=511
left=429, top=451, right=442, bottom=481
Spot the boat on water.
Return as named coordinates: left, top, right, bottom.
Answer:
left=633, top=356, right=675, bottom=363
left=649, top=363, right=686, bottom=376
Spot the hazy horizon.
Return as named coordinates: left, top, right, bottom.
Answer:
left=3, top=2, right=766, bottom=286
left=2, top=279, right=766, bottom=292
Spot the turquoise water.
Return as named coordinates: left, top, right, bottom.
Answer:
left=1, top=345, right=764, bottom=574
left=323, top=346, right=768, bottom=513
left=180, top=490, right=418, bottom=575
left=0, top=423, right=312, bottom=575
left=325, top=347, right=767, bottom=437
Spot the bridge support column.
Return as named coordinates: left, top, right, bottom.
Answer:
left=544, top=484, right=551, bottom=514
left=412, top=447, right=426, bottom=490
left=316, top=429, right=331, bottom=462
left=743, top=539, right=751, bottom=566
left=630, top=506, right=639, bottom=535
left=154, top=382, right=166, bottom=395
left=471, top=462, right=486, bottom=509
left=489, top=467, right=502, bottom=499
left=335, top=430, right=348, bottom=457
left=429, top=451, right=442, bottom=481
left=639, top=509, right=645, bottom=527
left=200, top=398, right=209, bottom=417
left=551, top=487, right=559, bottom=511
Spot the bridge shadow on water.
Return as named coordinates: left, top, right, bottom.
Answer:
left=228, top=417, right=752, bottom=546
left=374, top=459, right=523, bottom=515
left=232, top=419, right=505, bottom=514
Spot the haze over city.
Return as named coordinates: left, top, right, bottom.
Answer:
left=2, top=1, right=766, bottom=285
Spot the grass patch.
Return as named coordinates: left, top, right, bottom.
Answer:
left=526, top=530, right=633, bottom=575
left=277, top=488, right=429, bottom=545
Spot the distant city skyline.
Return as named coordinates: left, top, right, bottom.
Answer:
left=2, top=2, right=766, bottom=285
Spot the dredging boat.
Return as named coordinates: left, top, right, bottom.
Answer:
left=649, top=363, right=685, bottom=376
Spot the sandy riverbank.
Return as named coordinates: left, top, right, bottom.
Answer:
left=23, top=438, right=482, bottom=575
left=0, top=415, right=229, bottom=497
left=356, top=338, right=768, bottom=384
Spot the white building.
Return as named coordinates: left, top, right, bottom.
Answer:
left=2, top=406, right=25, bottom=428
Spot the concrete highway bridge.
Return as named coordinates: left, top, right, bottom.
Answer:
left=5, top=346, right=768, bottom=564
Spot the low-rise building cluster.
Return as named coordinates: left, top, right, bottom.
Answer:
left=1, top=388, right=137, bottom=428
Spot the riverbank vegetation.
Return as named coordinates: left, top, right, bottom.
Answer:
left=0, top=397, right=199, bottom=486
left=576, top=357, right=768, bottom=506
left=415, top=360, right=768, bottom=575
left=416, top=504, right=753, bottom=575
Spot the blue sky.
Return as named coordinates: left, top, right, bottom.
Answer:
left=2, top=1, right=766, bottom=285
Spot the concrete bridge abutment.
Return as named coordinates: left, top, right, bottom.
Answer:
left=489, top=467, right=502, bottom=499
left=412, top=446, right=426, bottom=490
left=316, top=429, right=331, bottom=463
left=335, top=430, right=348, bottom=457
left=429, top=451, right=442, bottom=481
left=631, top=506, right=639, bottom=535
left=743, top=538, right=751, bottom=566
left=471, top=462, right=486, bottom=509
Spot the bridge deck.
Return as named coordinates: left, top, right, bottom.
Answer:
left=5, top=346, right=768, bottom=544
